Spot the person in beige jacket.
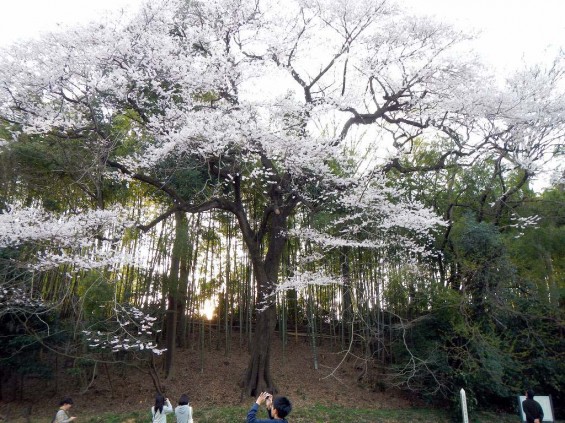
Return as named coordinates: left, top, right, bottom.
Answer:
left=53, top=398, right=77, bottom=423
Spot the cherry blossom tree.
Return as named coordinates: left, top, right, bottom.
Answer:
left=1, top=0, right=562, bottom=396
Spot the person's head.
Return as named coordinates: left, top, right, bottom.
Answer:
left=59, top=398, right=73, bottom=410
left=272, top=396, right=292, bottom=419
left=154, top=394, right=165, bottom=413
left=178, top=394, right=189, bottom=406
left=526, top=389, right=535, bottom=399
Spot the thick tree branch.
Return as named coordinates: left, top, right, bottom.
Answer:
left=105, top=159, right=191, bottom=207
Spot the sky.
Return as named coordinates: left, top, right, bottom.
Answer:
left=1, top=0, right=564, bottom=72
left=403, top=0, right=565, bottom=72
left=1, top=0, right=563, bottom=190
left=0, top=0, right=140, bottom=45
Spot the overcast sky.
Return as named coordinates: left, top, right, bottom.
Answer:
left=0, top=0, right=140, bottom=45
left=1, top=0, right=564, bottom=74
left=406, top=0, right=565, bottom=71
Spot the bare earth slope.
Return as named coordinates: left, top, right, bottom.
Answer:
left=1, top=334, right=412, bottom=421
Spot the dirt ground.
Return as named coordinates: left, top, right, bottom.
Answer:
left=0, top=333, right=414, bottom=421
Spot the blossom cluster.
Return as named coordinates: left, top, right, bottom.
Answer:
left=0, top=205, right=136, bottom=270
left=0, top=0, right=562, bottom=287
left=82, top=305, right=165, bottom=355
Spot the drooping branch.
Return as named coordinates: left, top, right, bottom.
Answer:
left=105, top=159, right=191, bottom=207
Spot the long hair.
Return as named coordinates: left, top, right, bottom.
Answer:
left=154, top=394, right=165, bottom=414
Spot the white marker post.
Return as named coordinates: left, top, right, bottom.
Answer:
left=460, top=388, right=469, bottom=423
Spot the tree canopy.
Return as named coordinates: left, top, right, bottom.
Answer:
left=0, top=0, right=563, bottom=410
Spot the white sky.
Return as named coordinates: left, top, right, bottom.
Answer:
left=0, top=0, right=142, bottom=45
left=403, top=0, right=565, bottom=72
left=1, top=0, right=564, bottom=72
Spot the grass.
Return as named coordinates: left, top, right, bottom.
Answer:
left=76, top=404, right=540, bottom=423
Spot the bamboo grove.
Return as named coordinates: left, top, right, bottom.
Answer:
left=1, top=140, right=563, bottom=411
left=0, top=0, right=564, bottom=416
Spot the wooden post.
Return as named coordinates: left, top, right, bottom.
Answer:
left=460, top=388, right=469, bottom=423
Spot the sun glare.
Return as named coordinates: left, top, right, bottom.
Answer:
left=200, top=299, right=216, bottom=321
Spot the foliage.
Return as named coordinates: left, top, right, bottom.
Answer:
left=0, top=277, right=61, bottom=391
left=379, top=186, right=564, bottom=416
left=0, top=0, right=563, bottom=410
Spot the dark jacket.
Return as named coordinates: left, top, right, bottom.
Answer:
left=246, top=403, right=288, bottom=423
left=522, top=398, right=544, bottom=423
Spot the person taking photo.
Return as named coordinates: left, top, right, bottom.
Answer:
left=247, top=392, right=292, bottom=423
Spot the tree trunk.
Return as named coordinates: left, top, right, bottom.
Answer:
left=307, top=287, right=319, bottom=371
left=176, top=255, right=189, bottom=348
left=147, top=356, right=165, bottom=394
left=164, top=297, right=177, bottom=379
left=240, top=304, right=277, bottom=396
left=239, top=209, right=288, bottom=396
left=340, top=246, right=353, bottom=347
left=164, top=211, right=188, bottom=378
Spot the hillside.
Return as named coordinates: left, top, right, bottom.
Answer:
left=1, top=333, right=416, bottom=422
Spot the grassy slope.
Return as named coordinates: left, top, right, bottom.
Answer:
left=76, top=405, right=534, bottom=423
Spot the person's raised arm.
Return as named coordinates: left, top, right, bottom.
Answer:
left=164, top=398, right=173, bottom=414
left=247, top=392, right=270, bottom=423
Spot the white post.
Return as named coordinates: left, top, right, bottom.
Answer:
left=460, top=388, right=469, bottom=423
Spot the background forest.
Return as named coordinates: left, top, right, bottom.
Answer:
left=0, top=0, right=563, bottom=420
